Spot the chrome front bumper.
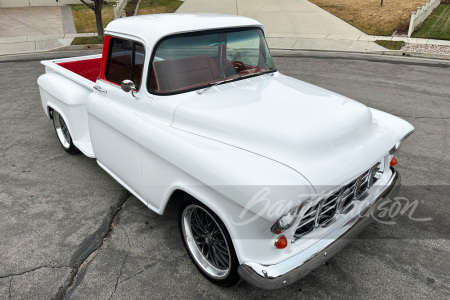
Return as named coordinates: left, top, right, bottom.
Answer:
left=238, top=168, right=401, bottom=290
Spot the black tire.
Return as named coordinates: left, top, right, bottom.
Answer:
left=52, top=110, right=79, bottom=154
left=178, top=197, right=240, bottom=287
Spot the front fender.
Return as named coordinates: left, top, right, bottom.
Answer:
left=137, top=119, right=316, bottom=263
left=369, top=108, right=414, bottom=142
left=139, top=118, right=315, bottom=218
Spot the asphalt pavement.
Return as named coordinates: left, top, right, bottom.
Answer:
left=0, top=50, right=448, bottom=299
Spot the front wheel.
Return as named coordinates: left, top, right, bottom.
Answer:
left=179, top=198, right=240, bottom=287
left=52, top=110, right=79, bottom=154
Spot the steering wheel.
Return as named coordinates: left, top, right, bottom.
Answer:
left=231, top=61, right=247, bottom=73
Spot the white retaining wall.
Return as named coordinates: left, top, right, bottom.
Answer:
left=0, top=0, right=82, bottom=7
left=408, top=0, right=441, bottom=37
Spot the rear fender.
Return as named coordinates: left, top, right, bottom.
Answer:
left=37, top=73, right=93, bottom=143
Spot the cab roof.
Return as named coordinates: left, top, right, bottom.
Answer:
left=104, top=13, right=264, bottom=47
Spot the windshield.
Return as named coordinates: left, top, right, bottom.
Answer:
left=148, top=28, right=276, bottom=94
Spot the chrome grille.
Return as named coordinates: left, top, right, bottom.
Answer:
left=316, top=190, right=339, bottom=225
left=294, top=159, right=384, bottom=239
left=295, top=202, right=319, bottom=236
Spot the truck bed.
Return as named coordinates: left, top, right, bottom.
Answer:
left=56, top=57, right=102, bottom=83
left=41, top=54, right=102, bottom=88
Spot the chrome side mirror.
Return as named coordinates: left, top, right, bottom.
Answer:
left=121, top=79, right=136, bottom=93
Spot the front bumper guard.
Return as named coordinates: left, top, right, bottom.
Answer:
left=238, top=168, right=401, bottom=290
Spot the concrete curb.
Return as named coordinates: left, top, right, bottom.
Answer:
left=59, top=44, right=449, bottom=61
left=1, top=43, right=449, bottom=62
left=57, top=44, right=104, bottom=51
left=0, top=43, right=103, bottom=57
left=270, top=48, right=450, bottom=61
left=369, top=35, right=450, bottom=46
left=371, top=50, right=450, bottom=61
left=0, top=34, right=101, bottom=56
left=0, top=33, right=98, bottom=44
left=0, top=49, right=102, bottom=63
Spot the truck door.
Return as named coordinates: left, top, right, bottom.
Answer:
left=87, top=36, right=149, bottom=198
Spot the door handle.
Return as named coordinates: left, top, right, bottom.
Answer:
left=93, top=85, right=107, bottom=94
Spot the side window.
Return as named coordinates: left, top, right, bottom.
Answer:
left=106, top=38, right=145, bottom=90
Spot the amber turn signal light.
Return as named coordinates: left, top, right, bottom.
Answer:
left=275, top=235, right=288, bottom=249
left=390, top=157, right=398, bottom=166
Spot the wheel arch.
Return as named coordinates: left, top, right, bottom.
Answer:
left=161, top=186, right=238, bottom=234
left=162, top=188, right=191, bottom=213
left=159, top=184, right=269, bottom=265
left=46, top=104, right=75, bottom=140
left=48, top=106, right=54, bottom=119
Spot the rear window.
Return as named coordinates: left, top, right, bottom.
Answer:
left=106, top=38, right=145, bottom=89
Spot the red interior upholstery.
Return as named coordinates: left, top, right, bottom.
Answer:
left=57, top=58, right=102, bottom=83
left=152, top=55, right=220, bottom=93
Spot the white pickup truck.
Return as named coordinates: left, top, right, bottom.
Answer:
left=37, top=14, right=414, bottom=289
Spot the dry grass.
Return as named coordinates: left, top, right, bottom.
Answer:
left=137, top=0, right=183, bottom=15
left=309, top=0, right=427, bottom=35
left=68, top=0, right=182, bottom=45
left=69, top=3, right=115, bottom=33
left=69, top=0, right=181, bottom=34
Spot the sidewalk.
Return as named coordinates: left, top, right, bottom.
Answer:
left=176, top=0, right=450, bottom=53
left=176, top=0, right=386, bottom=52
left=0, top=6, right=91, bottom=55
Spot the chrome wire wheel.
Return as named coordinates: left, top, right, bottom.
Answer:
left=51, top=110, right=78, bottom=154
left=53, top=111, right=71, bottom=149
left=182, top=204, right=231, bottom=279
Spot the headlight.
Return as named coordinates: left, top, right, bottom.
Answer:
left=271, top=206, right=300, bottom=234
left=389, top=130, right=414, bottom=155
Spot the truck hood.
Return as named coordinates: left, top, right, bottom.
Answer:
left=172, top=73, right=413, bottom=189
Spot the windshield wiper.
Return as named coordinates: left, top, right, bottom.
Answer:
left=196, top=70, right=276, bottom=95
left=196, top=77, right=240, bottom=94
left=239, top=69, right=276, bottom=79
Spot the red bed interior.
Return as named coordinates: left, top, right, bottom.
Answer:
left=57, top=58, right=102, bottom=83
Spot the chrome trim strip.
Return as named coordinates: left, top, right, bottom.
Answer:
left=313, top=198, right=325, bottom=227
left=335, top=188, right=344, bottom=213
left=367, top=164, right=375, bottom=187
left=353, top=174, right=362, bottom=199
left=402, top=130, right=414, bottom=141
